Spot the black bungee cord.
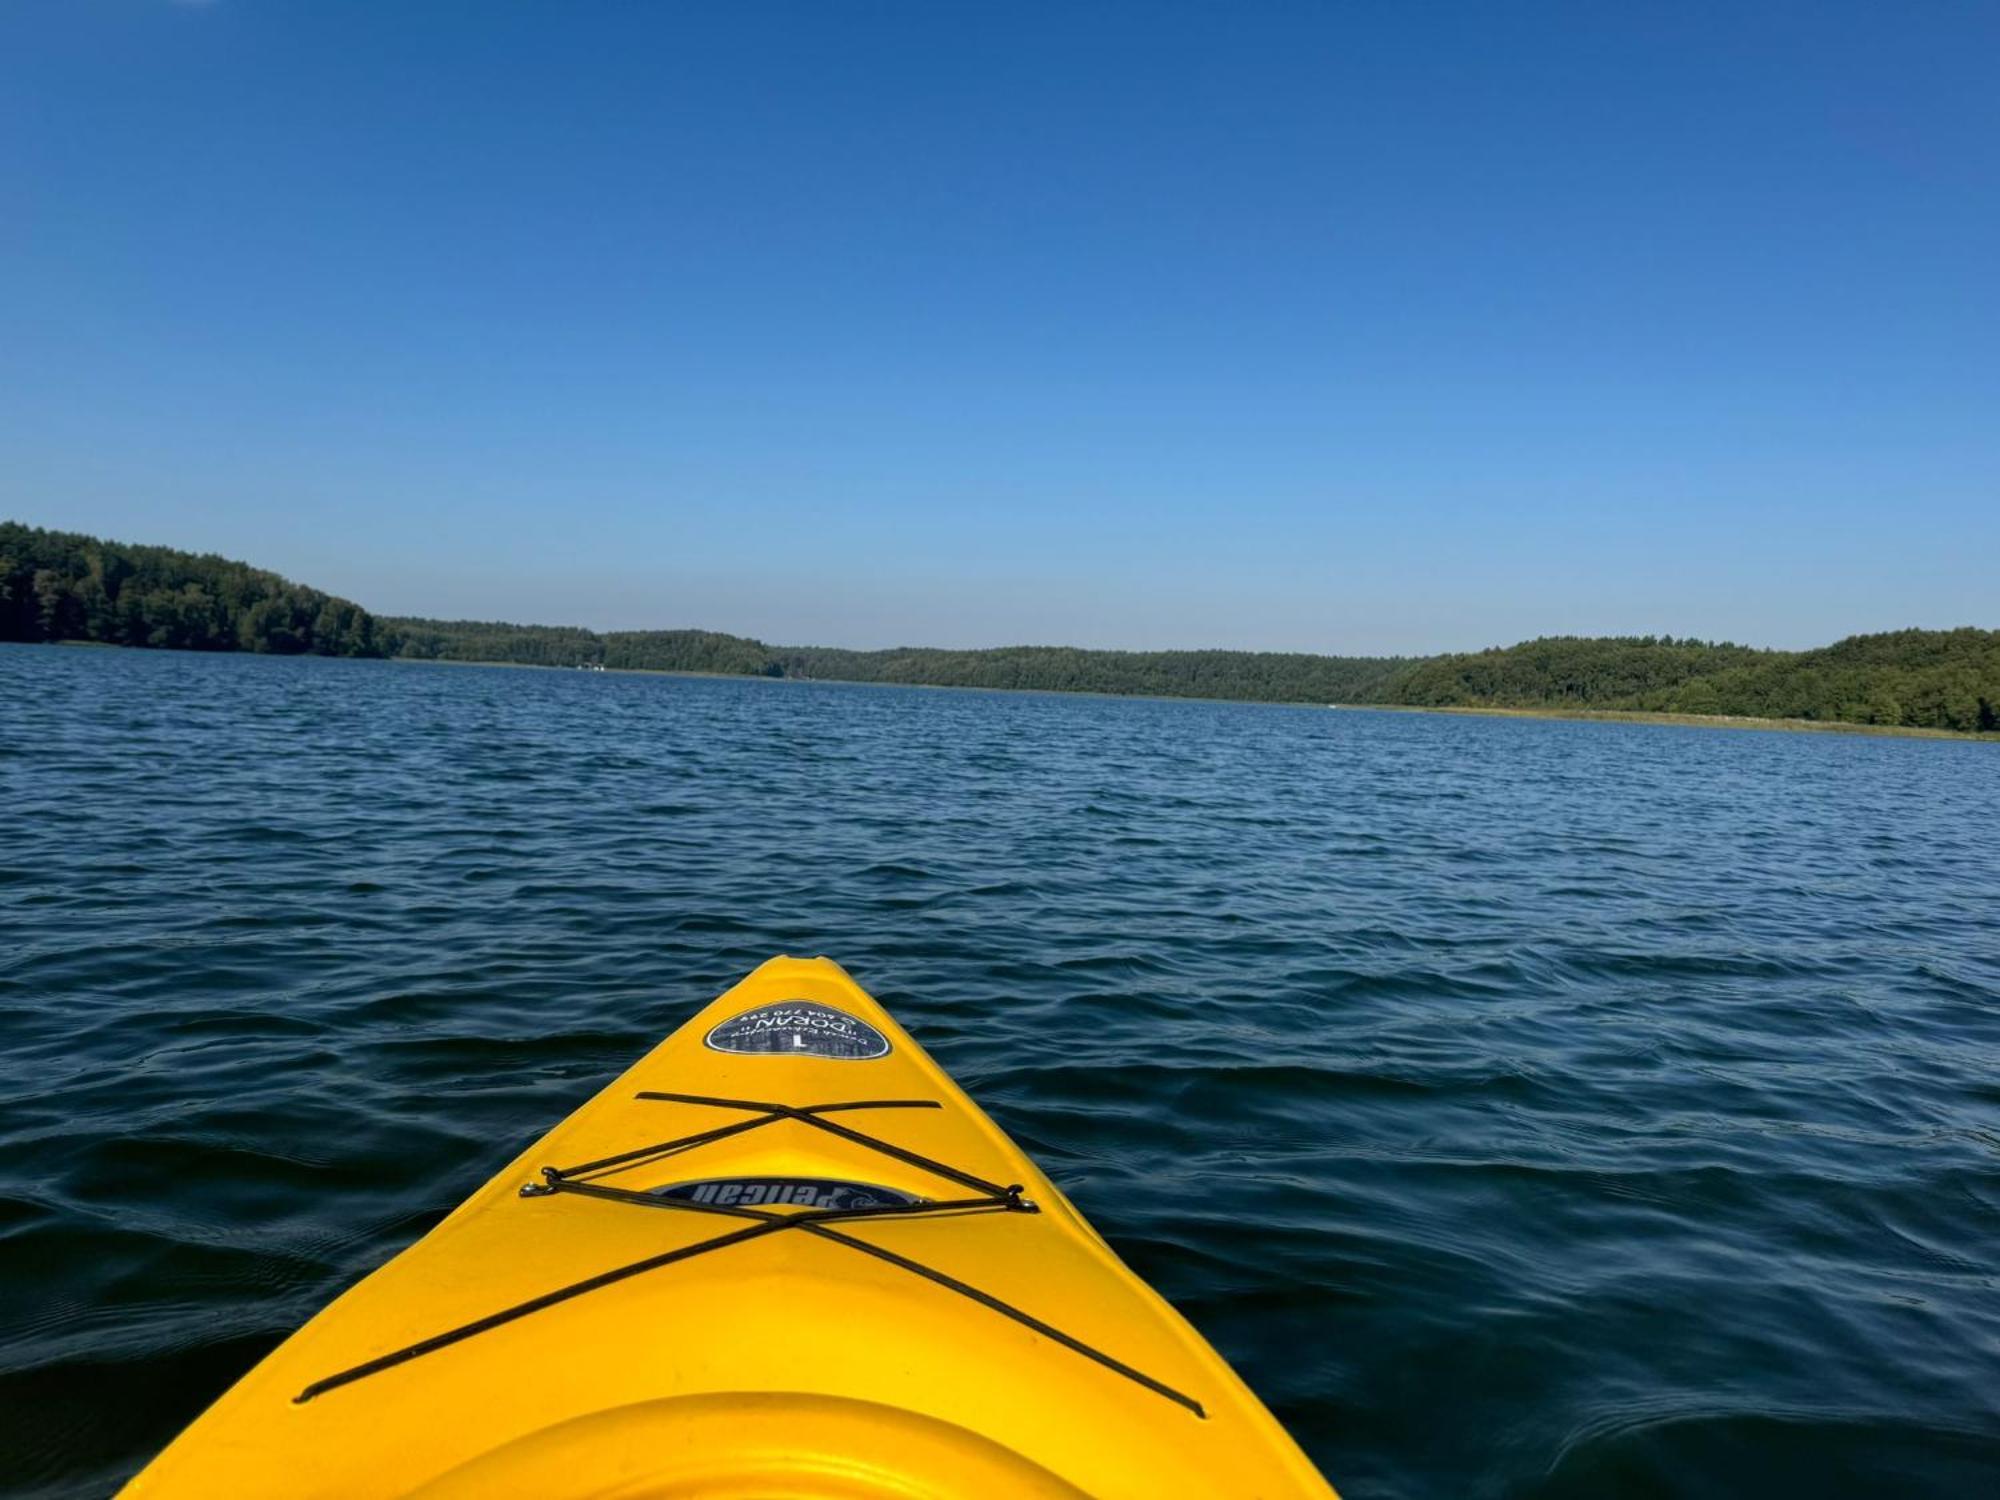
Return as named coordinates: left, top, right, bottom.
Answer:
left=294, top=1091, right=1206, bottom=1418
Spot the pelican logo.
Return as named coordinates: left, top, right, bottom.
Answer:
left=652, top=1177, right=921, bottom=1210
left=704, top=1000, right=891, bottom=1060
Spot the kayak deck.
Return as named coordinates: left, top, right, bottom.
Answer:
left=123, top=957, right=1336, bottom=1498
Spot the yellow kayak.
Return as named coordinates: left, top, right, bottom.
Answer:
left=124, top=957, right=1337, bottom=1498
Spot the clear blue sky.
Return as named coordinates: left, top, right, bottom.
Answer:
left=3, top=2, right=1994, bottom=654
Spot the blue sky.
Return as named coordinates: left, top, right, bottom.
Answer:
left=3, top=2, right=1994, bottom=654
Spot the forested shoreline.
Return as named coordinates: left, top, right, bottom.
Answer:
left=2, top=522, right=379, bottom=657
left=7, top=522, right=1997, bottom=733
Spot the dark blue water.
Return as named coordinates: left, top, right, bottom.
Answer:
left=3, top=643, right=1997, bottom=1497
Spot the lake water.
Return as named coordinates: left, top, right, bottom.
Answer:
left=2, top=642, right=1997, bottom=1498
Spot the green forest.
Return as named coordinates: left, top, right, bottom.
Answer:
left=2, top=522, right=379, bottom=656
left=1395, top=631, right=2000, bottom=732
left=7, top=523, right=1997, bottom=733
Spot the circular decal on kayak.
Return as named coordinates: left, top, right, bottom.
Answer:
left=650, top=1177, right=922, bottom=1211
left=703, top=1000, right=891, bottom=1060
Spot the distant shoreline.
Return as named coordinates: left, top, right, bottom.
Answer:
left=30, top=637, right=1998, bottom=742
left=11, top=523, right=1997, bottom=738
left=376, top=651, right=1998, bottom=742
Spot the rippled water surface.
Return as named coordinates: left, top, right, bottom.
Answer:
left=3, top=643, right=1997, bottom=1497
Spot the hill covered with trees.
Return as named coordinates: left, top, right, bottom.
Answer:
left=7, top=523, right=1995, bottom=733
left=1388, top=636, right=1777, bottom=708
left=1, top=522, right=380, bottom=656
left=1386, top=631, right=2000, bottom=732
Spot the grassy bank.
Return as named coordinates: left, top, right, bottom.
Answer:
left=1370, top=703, right=1999, bottom=742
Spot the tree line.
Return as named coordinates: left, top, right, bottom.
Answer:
left=1, top=522, right=380, bottom=656
left=773, top=644, right=1408, bottom=703
left=376, top=620, right=2000, bottom=730
left=7, top=523, right=1996, bottom=733
left=1395, top=631, right=2000, bottom=733
left=376, top=624, right=1405, bottom=702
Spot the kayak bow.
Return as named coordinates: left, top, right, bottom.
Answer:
left=123, top=957, right=1337, bottom=1498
